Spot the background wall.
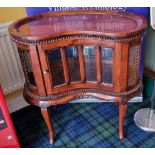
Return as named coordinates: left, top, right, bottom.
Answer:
left=0, top=7, right=26, bottom=24
left=145, top=27, right=155, bottom=72
left=143, top=26, right=155, bottom=98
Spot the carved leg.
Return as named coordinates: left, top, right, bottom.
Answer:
left=119, top=102, right=128, bottom=140
left=41, top=108, right=54, bottom=144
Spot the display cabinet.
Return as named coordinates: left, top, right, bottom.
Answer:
left=8, top=10, right=147, bottom=143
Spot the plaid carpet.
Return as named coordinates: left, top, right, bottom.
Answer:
left=11, top=101, right=155, bottom=148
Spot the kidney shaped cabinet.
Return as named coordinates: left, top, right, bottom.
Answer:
left=8, top=10, right=147, bottom=143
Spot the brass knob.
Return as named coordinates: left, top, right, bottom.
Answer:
left=43, top=70, right=49, bottom=75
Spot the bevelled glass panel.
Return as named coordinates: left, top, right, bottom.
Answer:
left=84, top=46, right=96, bottom=81
left=101, top=48, right=113, bottom=84
left=47, top=48, right=65, bottom=86
left=18, top=49, right=36, bottom=86
left=65, top=46, right=81, bottom=82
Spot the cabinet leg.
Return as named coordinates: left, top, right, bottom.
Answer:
left=41, top=108, right=54, bottom=144
left=119, top=102, right=128, bottom=140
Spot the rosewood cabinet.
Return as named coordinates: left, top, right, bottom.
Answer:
left=8, top=10, right=147, bottom=144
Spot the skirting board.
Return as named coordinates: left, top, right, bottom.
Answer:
left=6, top=95, right=143, bottom=113
left=6, top=95, right=29, bottom=113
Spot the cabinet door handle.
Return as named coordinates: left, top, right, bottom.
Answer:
left=43, top=69, right=49, bottom=75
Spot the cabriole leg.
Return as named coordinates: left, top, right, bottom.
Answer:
left=41, top=107, right=54, bottom=144
left=119, top=102, right=128, bottom=140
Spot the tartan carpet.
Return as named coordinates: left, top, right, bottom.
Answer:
left=11, top=101, right=155, bottom=148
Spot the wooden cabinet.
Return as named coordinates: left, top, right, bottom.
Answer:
left=8, top=10, right=147, bottom=143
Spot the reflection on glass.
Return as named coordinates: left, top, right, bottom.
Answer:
left=101, top=48, right=113, bottom=84
left=65, top=46, right=81, bottom=82
left=47, top=48, right=65, bottom=86
left=84, top=46, right=96, bottom=81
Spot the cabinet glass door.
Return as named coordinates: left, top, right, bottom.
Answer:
left=46, top=45, right=113, bottom=88
left=47, top=48, right=65, bottom=86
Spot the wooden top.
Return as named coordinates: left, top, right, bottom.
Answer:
left=8, top=10, right=147, bottom=43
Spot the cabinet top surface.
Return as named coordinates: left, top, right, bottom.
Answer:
left=9, top=10, right=147, bottom=42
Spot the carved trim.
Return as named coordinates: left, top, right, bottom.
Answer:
left=10, top=31, right=145, bottom=45
left=24, top=81, right=142, bottom=102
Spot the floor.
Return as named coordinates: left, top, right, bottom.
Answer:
left=11, top=101, right=155, bottom=148
left=7, top=95, right=29, bottom=113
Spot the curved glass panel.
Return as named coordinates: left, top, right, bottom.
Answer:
left=65, top=46, right=81, bottom=82
left=84, top=46, right=96, bottom=82
left=101, top=47, right=113, bottom=84
left=47, top=48, right=65, bottom=86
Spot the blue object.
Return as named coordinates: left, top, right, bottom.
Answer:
left=26, top=7, right=149, bottom=18
left=11, top=101, right=155, bottom=147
